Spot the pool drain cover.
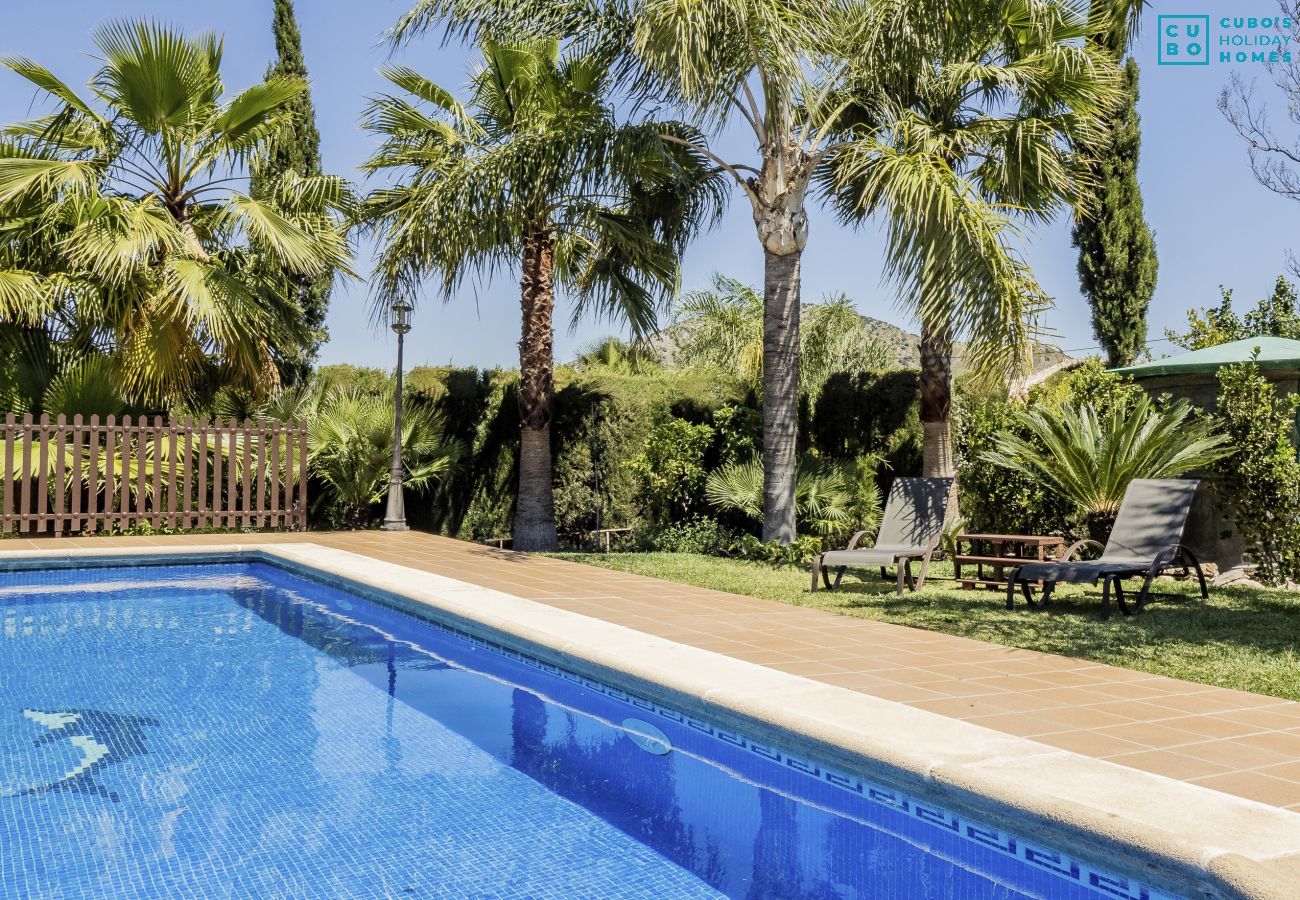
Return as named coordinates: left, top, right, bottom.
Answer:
left=622, top=718, right=672, bottom=755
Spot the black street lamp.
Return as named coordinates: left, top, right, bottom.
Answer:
left=382, top=299, right=413, bottom=532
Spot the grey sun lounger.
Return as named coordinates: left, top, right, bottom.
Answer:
left=811, top=477, right=953, bottom=596
left=1006, top=478, right=1208, bottom=619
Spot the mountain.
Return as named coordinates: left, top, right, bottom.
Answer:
left=641, top=307, right=1077, bottom=376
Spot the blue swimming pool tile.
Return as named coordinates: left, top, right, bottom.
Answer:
left=0, top=561, right=1185, bottom=899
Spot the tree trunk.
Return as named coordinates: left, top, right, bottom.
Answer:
left=513, top=230, right=558, bottom=551
left=919, top=316, right=954, bottom=477
left=762, top=248, right=801, bottom=543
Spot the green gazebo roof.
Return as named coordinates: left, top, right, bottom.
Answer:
left=1112, top=336, right=1300, bottom=378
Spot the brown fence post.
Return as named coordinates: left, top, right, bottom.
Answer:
left=211, top=419, right=224, bottom=530
left=180, top=417, right=193, bottom=531
left=70, top=414, right=83, bottom=533
left=86, top=414, right=99, bottom=534
left=19, top=414, right=33, bottom=534
left=3, top=413, right=13, bottom=534
left=104, top=415, right=116, bottom=533
left=134, top=416, right=147, bottom=530
left=117, top=415, right=131, bottom=532
left=197, top=418, right=209, bottom=530
left=298, top=420, right=308, bottom=531
left=254, top=419, right=267, bottom=529
left=269, top=420, right=282, bottom=529
left=35, top=414, right=49, bottom=535
left=240, top=418, right=253, bottom=529
left=149, top=415, right=162, bottom=529
left=225, top=418, right=238, bottom=529
left=53, top=414, right=66, bottom=535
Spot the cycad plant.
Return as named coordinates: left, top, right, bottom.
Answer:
left=982, top=394, right=1231, bottom=541
left=0, top=20, right=353, bottom=406
left=307, top=390, right=462, bottom=528
left=361, top=39, right=724, bottom=550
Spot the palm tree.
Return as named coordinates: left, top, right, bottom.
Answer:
left=824, top=0, right=1121, bottom=476
left=572, top=337, right=658, bottom=375
left=0, top=21, right=353, bottom=407
left=360, top=40, right=724, bottom=550
left=982, top=394, right=1230, bottom=541
left=672, top=274, right=891, bottom=399
left=705, top=455, right=882, bottom=543
left=307, top=389, right=461, bottom=528
left=389, top=1, right=924, bottom=544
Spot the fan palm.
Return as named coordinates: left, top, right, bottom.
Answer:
left=360, top=39, right=724, bottom=550
left=307, top=390, right=462, bottom=528
left=705, top=455, right=883, bottom=542
left=981, top=394, right=1231, bottom=541
left=824, top=0, right=1122, bottom=477
left=0, top=20, right=353, bottom=407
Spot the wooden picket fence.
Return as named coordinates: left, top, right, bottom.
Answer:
left=0, top=414, right=308, bottom=535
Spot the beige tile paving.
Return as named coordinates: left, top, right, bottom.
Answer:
left=11, top=530, right=1300, bottom=812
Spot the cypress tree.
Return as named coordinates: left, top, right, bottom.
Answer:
left=251, top=0, right=330, bottom=384
left=1072, top=56, right=1158, bottom=368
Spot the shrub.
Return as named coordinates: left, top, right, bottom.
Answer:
left=809, top=369, right=921, bottom=477
left=1215, top=362, right=1300, bottom=586
left=627, top=418, right=717, bottom=525
left=644, top=517, right=735, bottom=554
left=954, top=394, right=1073, bottom=536
left=1029, top=357, right=1142, bottom=412
left=726, top=534, right=823, bottom=566
left=1167, top=275, right=1300, bottom=350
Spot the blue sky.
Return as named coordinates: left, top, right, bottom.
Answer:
left=1, top=1, right=1294, bottom=370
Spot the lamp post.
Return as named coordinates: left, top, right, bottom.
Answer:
left=382, top=299, right=413, bottom=531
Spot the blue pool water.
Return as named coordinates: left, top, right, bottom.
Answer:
left=0, top=559, right=1183, bottom=899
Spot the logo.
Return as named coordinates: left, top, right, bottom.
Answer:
left=1159, top=15, right=1210, bottom=65
left=1159, top=15, right=1295, bottom=66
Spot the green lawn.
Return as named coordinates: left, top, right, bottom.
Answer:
left=548, top=552, right=1300, bottom=701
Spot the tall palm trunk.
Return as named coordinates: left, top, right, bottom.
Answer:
left=513, top=229, right=558, bottom=551
left=762, top=248, right=801, bottom=543
left=919, top=316, right=954, bottom=476
left=752, top=137, right=810, bottom=545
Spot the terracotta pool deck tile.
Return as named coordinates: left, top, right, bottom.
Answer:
left=1217, top=705, right=1300, bottom=729
left=1232, top=729, right=1300, bottom=757
left=1173, top=739, right=1297, bottom=771
left=962, top=712, right=1070, bottom=738
left=1083, top=699, right=1192, bottom=723
left=15, top=529, right=1300, bottom=813
left=1147, top=714, right=1271, bottom=741
left=1090, top=721, right=1219, bottom=750
left=907, top=697, right=1011, bottom=719
left=1033, top=729, right=1150, bottom=758
left=1033, top=705, right=1138, bottom=731
left=904, top=678, right=1006, bottom=700
left=1103, top=750, right=1236, bottom=782
left=813, top=678, right=950, bottom=704
left=1190, top=771, right=1300, bottom=808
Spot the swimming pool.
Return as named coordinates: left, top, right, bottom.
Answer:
left=0, top=558, right=1183, bottom=899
